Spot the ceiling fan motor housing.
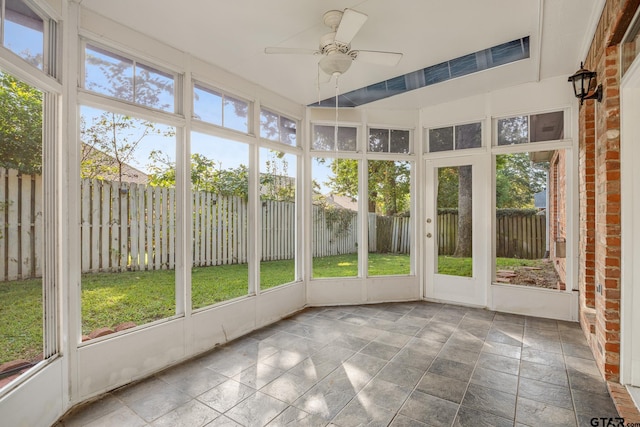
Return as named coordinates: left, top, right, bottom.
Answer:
left=319, top=52, right=352, bottom=76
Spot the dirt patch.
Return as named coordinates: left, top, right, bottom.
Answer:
left=496, top=259, right=562, bottom=290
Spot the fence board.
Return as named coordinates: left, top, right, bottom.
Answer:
left=120, top=183, right=129, bottom=269
left=34, top=172, right=43, bottom=277
left=7, top=169, right=19, bottom=280
left=19, top=175, right=30, bottom=278
left=130, top=183, right=139, bottom=270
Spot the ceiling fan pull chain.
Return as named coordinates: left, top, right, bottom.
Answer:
left=335, top=75, right=339, bottom=144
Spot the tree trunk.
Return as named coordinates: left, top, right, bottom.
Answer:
left=453, top=165, right=472, bottom=257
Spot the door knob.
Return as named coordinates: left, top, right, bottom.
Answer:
left=426, top=233, right=432, bottom=238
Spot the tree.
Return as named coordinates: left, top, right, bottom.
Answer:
left=81, top=46, right=178, bottom=182
left=0, top=71, right=42, bottom=174
left=261, top=150, right=295, bottom=202
left=80, top=112, right=169, bottom=182
left=323, top=158, right=410, bottom=216
left=148, top=149, right=296, bottom=202
left=451, top=124, right=479, bottom=257
left=148, top=152, right=250, bottom=197
left=496, top=153, right=548, bottom=208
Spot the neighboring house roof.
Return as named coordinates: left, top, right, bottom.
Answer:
left=324, top=194, right=358, bottom=211
left=81, top=144, right=149, bottom=184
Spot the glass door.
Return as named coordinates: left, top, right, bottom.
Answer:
left=424, top=156, right=488, bottom=306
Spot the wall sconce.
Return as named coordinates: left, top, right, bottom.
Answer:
left=568, top=62, right=602, bottom=105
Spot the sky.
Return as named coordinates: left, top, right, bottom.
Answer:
left=11, top=11, right=335, bottom=193
left=4, top=16, right=43, bottom=68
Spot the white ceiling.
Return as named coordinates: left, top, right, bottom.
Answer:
left=79, top=0, right=604, bottom=109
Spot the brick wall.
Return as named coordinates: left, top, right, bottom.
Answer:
left=550, top=150, right=567, bottom=285
left=579, top=0, right=639, bottom=382
left=579, top=101, right=597, bottom=311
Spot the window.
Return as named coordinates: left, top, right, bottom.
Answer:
left=312, top=125, right=357, bottom=151
left=84, top=44, right=175, bottom=112
left=260, top=148, right=297, bottom=289
left=190, top=133, right=249, bottom=309
left=80, top=106, right=177, bottom=336
left=494, top=150, right=564, bottom=290
left=427, top=122, right=481, bottom=153
left=368, top=128, right=410, bottom=153
left=0, top=68, right=46, bottom=383
left=193, top=83, right=250, bottom=133
left=260, top=109, right=297, bottom=146
left=367, top=160, right=411, bottom=276
left=2, top=0, right=44, bottom=69
left=312, top=158, right=359, bottom=278
left=497, top=111, right=564, bottom=146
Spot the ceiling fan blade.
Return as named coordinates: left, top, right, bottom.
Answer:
left=264, top=47, right=319, bottom=55
left=352, top=50, right=403, bottom=66
left=335, top=9, right=368, bottom=45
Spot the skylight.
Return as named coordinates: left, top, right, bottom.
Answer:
left=310, top=37, right=530, bottom=108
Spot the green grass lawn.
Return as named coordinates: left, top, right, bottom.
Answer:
left=0, top=253, right=544, bottom=363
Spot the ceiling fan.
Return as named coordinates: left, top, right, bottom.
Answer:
left=264, top=8, right=403, bottom=82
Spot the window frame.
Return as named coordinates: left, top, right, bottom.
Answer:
left=493, top=110, right=567, bottom=147
left=0, top=16, right=62, bottom=393
left=192, top=79, right=253, bottom=135
left=259, top=106, right=299, bottom=147
left=0, top=0, right=55, bottom=75
left=310, top=123, right=360, bottom=153
left=425, top=120, right=483, bottom=154
left=367, top=126, right=412, bottom=154
left=80, top=39, right=179, bottom=114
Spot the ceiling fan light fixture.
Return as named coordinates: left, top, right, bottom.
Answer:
left=319, top=52, right=352, bottom=76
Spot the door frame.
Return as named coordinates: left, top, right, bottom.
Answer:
left=424, top=155, right=490, bottom=307
left=621, top=55, right=640, bottom=386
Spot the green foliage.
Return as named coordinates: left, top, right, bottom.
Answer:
left=147, top=151, right=249, bottom=197
left=496, top=153, right=548, bottom=208
left=0, top=72, right=42, bottom=174
left=437, top=256, right=473, bottom=277
left=437, top=208, right=540, bottom=217
left=437, top=167, right=460, bottom=209
left=496, top=208, right=540, bottom=218
left=323, top=205, right=356, bottom=238
left=81, top=111, right=172, bottom=182
left=498, top=116, right=528, bottom=145
left=368, top=160, right=410, bottom=216
left=323, top=158, right=410, bottom=216
left=148, top=149, right=294, bottom=201
left=261, top=150, right=295, bottom=202
left=0, top=278, right=43, bottom=363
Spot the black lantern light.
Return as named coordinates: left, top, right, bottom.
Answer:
left=568, top=62, right=602, bottom=105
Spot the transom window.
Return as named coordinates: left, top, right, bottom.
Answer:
left=193, top=83, right=250, bottom=133
left=260, top=108, right=297, bottom=146
left=84, top=43, right=176, bottom=113
left=312, top=124, right=357, bottom=152
left=427, top=122, right=482, bottom=153
left=1, top=0, right=45, bottom=70
left=368, top=128, right=410, bottom=153
left=496, top=111, right=564, bottom=146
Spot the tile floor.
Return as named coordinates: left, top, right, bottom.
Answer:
left=57, top=302, right=619, bottom=427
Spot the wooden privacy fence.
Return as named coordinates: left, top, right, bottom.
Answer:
left=438, top=210, right=547, bottom=259
left=312, top=204, right=358, bottom=257
left=0, top=169, right=42, bottom=281
left=495, top=212, right=547, bottom=259
left=368, top=213, right=410, bottom=254
left=0, top=170, right=547, bottom=281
